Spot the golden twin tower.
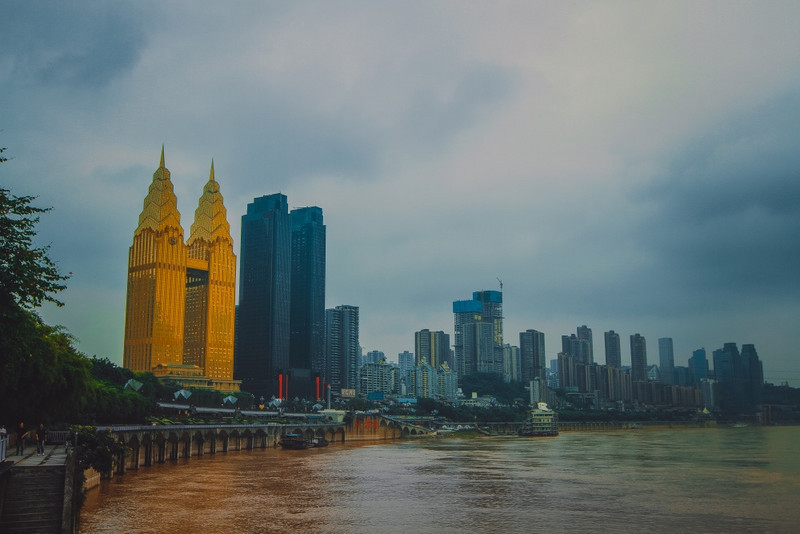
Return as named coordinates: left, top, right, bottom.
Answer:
left=123, top=147, right=239, bottom=392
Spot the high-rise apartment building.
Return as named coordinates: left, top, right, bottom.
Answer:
left=577, top=325, right=594, bottom=364
left=453, top=290, right=503, bottom=378
left=398, top=351, right=414, bottom=374
left=325, top=305, right=360, bottom=393
left=414, top=329, right=450, bottom=368
left=562, top=333, right=591, bottom=363
left=235, top=194, right=291, bottom=399
left=123, top=149, right=238, bottom=392
left=658, top=337, right=675, bottom=385
left=604, top=330, right=621, bottom=368
left=453, top=299, right=483, bottom=377
left=630, top=333, right=648, bottom=383
left=502, top=344, right=521, bottom=383
left=520, top=329, right=546, bottom=382
left=365, top=350, right=385, bottom=365
left=289, top=206, right=326, bottom=397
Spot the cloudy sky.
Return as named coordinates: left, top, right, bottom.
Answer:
left=3, top=1, right=799, bottom=386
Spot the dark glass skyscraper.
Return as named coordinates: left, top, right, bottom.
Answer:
left=658, top=337, right=675, bottom=385
left=235, top=194, right=291, bottom=399
left=289, top=206, right=326, bottom=398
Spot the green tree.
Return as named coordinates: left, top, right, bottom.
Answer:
left=70, top=426, right=127, bottom=510
left=0, top=186, right=70, bottom=310
left=1, top=152, right=89, bottom=426
left=0, top=307, right=94, bottom=425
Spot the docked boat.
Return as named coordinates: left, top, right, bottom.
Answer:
left=278, top=433, right=311, bottom=449
left=518, top=402, right=559, bottom=437
left=311, top=437, right=329, bottom=447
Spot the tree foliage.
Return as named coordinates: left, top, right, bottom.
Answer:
left=0, top=186, right=70, bottom=310
left=0, top=152, right=161, bottom=426
left=0, top=305, right=94, bottom=425
left=459, top=373, right=529, bottom=406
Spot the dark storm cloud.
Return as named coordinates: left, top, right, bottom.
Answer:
left=633, top=90, right=800, bottom=310
left=2, top=1, right=147, bottom=87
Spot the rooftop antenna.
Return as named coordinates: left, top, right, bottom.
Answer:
left=497, top=277, right=503, bottom=293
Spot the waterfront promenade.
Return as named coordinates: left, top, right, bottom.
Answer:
left=0, top=443, right=74, bottom=533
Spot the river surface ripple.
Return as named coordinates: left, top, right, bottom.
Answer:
left=79, top=426, right=800, bottom=533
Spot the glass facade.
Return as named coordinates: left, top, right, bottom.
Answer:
left=235, top=194, right=291, bottom=399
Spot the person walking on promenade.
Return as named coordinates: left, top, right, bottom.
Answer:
left=15, top=422, right=28, bottom=456
left=0, top=424, right=7, bottom=461
left=35, top=423, right=47, bottom=455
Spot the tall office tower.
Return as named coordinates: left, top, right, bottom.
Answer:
left=658, top=337, right=675, bottom=385
left=453, top=299, right=483, bottom=377
left=289, top=206, right=326, bottom=397
left=325, top=305, right=360, bottom=393
left=124, top=148, right=186, bottom=372
left=415, top=329, right=450, bottom=368
left=630, top=333, right=648, bottom=382
left=713, top=342, right=741, bottom=411
left=577, top=325, right=594, bottom=364
left=124, top=150, right=238, bottom=391
left=398, top=351, right=414, bottom=374
left=235, top=194, right=291, bottom=399
left=503, top=344, right=521, bottom=383
left=474, top=290, right=504, bottom=348
left=688, top=348, right=708, bottom=384
left=454, top=290, right=504, bottom=377
left=740, top=344, right=764, bottom=406
left=604, top=330, right=621, bottom=368
left=183, top=161, right=237, bottom=381
left=713, top=343, right=740, bottom=384
left=474, top=321, right=501, bottom=374
left=520, top=329, right=546, bottom=382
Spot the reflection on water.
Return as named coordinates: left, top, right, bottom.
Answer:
left=79, top=426, right=800, bottom=533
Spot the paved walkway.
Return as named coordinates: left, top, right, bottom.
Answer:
left=6, top=444, right=67, bottom=467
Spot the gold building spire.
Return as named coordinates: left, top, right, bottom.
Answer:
left=188, top=160, right=232, bottom=245
left=124, top=147, right=188, bottom=374
left=137, top=146, right=183, bottom=234
left=185, top=159, right=236, bottom=382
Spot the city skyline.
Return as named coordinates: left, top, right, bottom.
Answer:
left=3, top=2, right=799, bottom=386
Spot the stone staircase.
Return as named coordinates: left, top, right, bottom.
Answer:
left=0, top=463, right=66, bottom=533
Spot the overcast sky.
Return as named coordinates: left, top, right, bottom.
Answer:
left=3, top=1, right=799, bottom=386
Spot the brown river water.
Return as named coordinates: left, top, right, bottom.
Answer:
left=79, top=426, right=800, bottom=533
